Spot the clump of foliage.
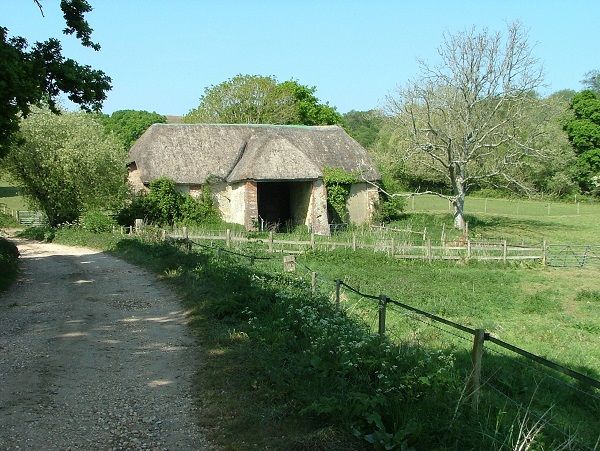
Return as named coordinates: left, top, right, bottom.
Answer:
left=117, top=177, right=220, bottom=226
left=373, top=195, right=405, bottom=223
left=184, top=74, right=342, bottom=126
left=0, top=237, right=19, bottom=290
left=79, top=210, right=116, bottom=233
left=342, top=109, right=385, bottom=149
left=323, top=167, right=359, bottom=223
left=564, top=90, right=600, bottom=194
left=0, top=212, right=18, bottom=227
left=0, top=0, right=110, bottom=158
left=100, top=109, right=166, bottom=151
left=4, top=108, right=127, bottom=226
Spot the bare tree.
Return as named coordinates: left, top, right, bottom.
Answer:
left=387, top=22, right=545, bottom=229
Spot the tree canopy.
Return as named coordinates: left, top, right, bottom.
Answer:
left=342, top=109, right=385, bottom=149
left=100, top=110, right=166, bottom=151
left=387, top=22, right=545, bottom=229
left=564, top=90, right=600, bottom=193
left=0, top=0, right=111, bottom=157
left=184, top=74, right=341, bottom=126
left=4, top=108, right=127, bottom=226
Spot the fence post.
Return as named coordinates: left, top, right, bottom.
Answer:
left=161, top=229, right=166, bottom=241
left=422, top=227, right=427, bottom=241
left=226, top=229, right=231, bottom=248
left=378, top=295, right=388, bottom=336
left=311, top=272, right=317, bottom=295
left=310, top=233, right=316, bottom=251
left=577, top=202, right=580, bottom=215
left=335, top=279, right=341, bottom=308
left=128, top=225, right=133, bottom=235
left=468, top=329, right=486, bottom=411
left=441, top=223, right=446, bottom=247
left=390, top=238, right=395, bottom=257
left=427, top=239, right=433, bottom=263
left=542, top=240, right=547, bottom=266
left=352, top=233, right=356, bottom=251
left=269, top=231, right=274, bottom=253
left=503, top=240, right=507, bottom=264
left=183, top=226, right=188, bottom=240
left=466, top=240, right=471, bottom=262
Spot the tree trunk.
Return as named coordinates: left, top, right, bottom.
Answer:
left=453, top=194, right=466, bottom=230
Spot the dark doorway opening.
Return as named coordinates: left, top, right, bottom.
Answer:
left=256, top=181, right=313, bottom=231
left=257, top=182, right=291, bottom=229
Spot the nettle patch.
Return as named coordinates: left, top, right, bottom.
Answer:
left=323, top=167, right=359, bottom=223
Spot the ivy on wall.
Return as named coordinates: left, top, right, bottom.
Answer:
left=322, top=167, right=359, bottom=223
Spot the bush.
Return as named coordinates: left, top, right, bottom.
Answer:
left=373, top=195, right=405, bottom=223
left=0, top=237, right=19, bottom=291
left=179, top=187, right=220, bottom=225
left=80, top=210, right=116, bottom=233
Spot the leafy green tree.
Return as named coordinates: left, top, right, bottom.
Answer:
left=184, top=74, right=341, bottom=126
left=564, top=90, right=600, bottom=193
left=101, top=110, right=166, bottom=150
left=4, top=108, right=127, bottom=226
left=0, top=0, right=111, bottom=157
left=342, top=110, right=385, bottom=149
left=279, top=80, right=342, bottom=125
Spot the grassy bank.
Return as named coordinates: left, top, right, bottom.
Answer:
left=21, top=226, right=599, bottom=449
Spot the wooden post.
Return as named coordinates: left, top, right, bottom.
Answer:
left=120, top=226, right=124, bottom=235
left=335, top=279, right=341, bottom=308
left=422, top=227, right=427, bottom=241
left=427, top=239, right=432, bottom=263
left=128, top=225, right=133, bottom=235
left=310, top=233, right=316, bottom=251
left=378, top=295, right=388, bottom=336
left=466, top=240, right=471, bottom=262
left=503, top=240, right=507, bottom=264
left=311, top=272, right=317, bottom=295
left=352, top=233, right=356, bottom=251
left=577, top=202, right=580, bottom=215
left=448, top=199, right=452, bottom=212
left=468, top=329, right=486, bottom=411
left=283, top=255, right=296, bottom=272
left=542, top=239, right=547, bottom=266
left=183, top=226, right=188, bottom=240
left=268, top=231, right=274, bottom=253
left=135, top=218, right=144, bottom=233
left=161, top=229, right=166, bottom=241
left=390, top=238, right=395, bottom=256
left=464, top=221, right=469, bottom=241
left=226, top=229, right=231, bottom=248
left=441, top=223, right=446, bottom=247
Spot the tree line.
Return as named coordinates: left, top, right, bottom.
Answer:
left=1, top=4, right=598, bottom=232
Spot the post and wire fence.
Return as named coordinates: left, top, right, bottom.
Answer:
left=134, top=225, right=599, bottom=448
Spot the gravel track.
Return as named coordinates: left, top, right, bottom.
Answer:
left=0, top=239, right=214, bottom=450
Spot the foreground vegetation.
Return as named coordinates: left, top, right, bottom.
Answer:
left=0, top=237, right=19, bottom=291
left=18, top=224, right=598, bottom=450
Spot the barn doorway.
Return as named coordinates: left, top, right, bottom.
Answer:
left=257, top=181, right=312, bottom=231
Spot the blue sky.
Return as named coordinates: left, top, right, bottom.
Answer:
left=2, top=0, right=598, bottom=115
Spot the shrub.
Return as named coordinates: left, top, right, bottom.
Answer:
left=80, top=210, right=116, bottom=233
left=179, top=187, right=220, bottom=225
left=0, top=237, right=19, bottom=291
left=373, top=195, right=405, bottom=223
left=323, top=167, right=359, bottom=223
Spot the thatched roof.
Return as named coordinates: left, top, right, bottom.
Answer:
left=129, top=123, right=380, bottom=184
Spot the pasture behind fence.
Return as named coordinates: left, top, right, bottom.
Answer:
left=142, top=230, right=600, bottom=448
left=409, top=193, right=600, bottom=217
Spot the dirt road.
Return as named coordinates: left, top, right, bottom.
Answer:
left=0, top=239, right=213, bottom=450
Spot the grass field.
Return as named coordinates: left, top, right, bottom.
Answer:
left=0, top=174, right=27, bottom=211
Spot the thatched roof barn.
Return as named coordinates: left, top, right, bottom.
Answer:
left=128, top=124, right=380, bottom=235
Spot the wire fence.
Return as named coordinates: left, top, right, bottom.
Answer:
left=137, top=228, right=600, bottom=447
